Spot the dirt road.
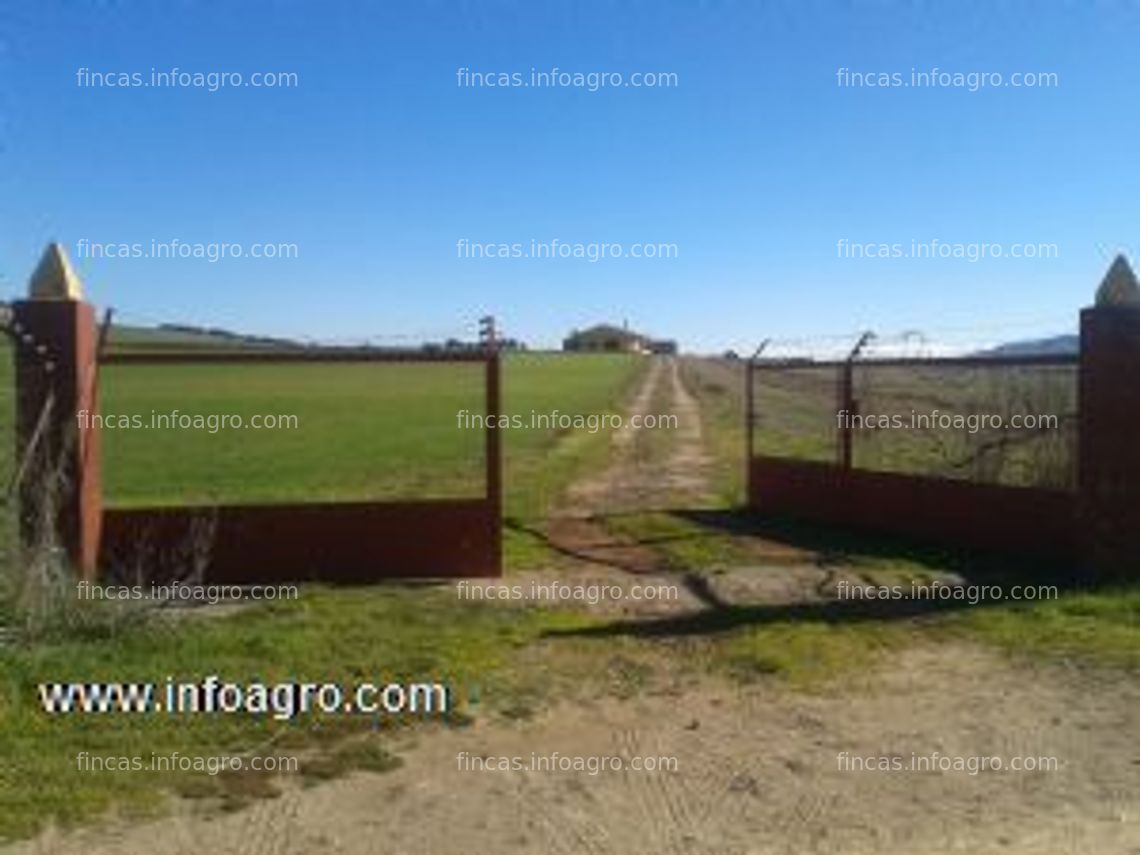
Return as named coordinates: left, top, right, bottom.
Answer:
left=11, top=646, right=1137, bottom=855
left=541, top=356, right=714, bottom=587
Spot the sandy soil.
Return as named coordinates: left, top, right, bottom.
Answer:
left=11, top=646, right=1138, bottom=855
left=10, top=357, right=1138, bottom=854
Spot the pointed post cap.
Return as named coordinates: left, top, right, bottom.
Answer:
left=28, top=242, right=84, bottom=300
left=1095, top=254, right=1140, bottom=308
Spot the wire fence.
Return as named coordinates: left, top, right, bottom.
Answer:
left=850, top=358, right=1077, bottom=489
left=102, top=308, right=486, bottom=352
left=749, top=348, right=1079, bottom=491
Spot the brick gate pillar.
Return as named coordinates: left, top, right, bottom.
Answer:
left=1079, top=254, right=1140, bottom=581
left=12, top=243, right=102, bottom=580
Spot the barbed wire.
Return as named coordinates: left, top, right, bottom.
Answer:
left=5, top=295, right=1076, bottom=360
left=747, top=315, right=1076, bottom=361
left=102, top=307, right=483, bottom=348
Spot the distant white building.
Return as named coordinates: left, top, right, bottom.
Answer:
left=563, top=322, right=676, bottom=355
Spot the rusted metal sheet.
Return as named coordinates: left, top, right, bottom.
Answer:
left=100, top=498, right=499, bottom=583
left=748, top=455, right=1078, bottom=560
left=484, top=352, right=503, bottom=573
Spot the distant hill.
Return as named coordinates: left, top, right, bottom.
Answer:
left=107, top=322, right=303, bottom=351
left=0, top=306, right=519, bottom=354
left=0, top=301, right=303, bottom=352
left=979, top=334, right=1078, bottom=357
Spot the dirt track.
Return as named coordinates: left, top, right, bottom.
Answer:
left=11, top=650, right=1137, bottom=855
left=542, top=356, right=714, bottom=581
left=9, top=358, right=1139, bottom=855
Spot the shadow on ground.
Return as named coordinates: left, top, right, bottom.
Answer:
left=540, top=506, right=1129, bottom=641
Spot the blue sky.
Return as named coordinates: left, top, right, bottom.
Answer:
left=2, top=1, right=1138, bottom=352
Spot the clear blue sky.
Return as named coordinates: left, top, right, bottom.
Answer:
left=2, top=1, right=1138, bottom=352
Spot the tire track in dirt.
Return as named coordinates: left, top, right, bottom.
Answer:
left=658, top=355, right=714, bottom=505
left=542, top=356, right=712, bottom=584
left=610, top=723, right=704, bottom=855
left=15, top=644, right=1137, bottom=855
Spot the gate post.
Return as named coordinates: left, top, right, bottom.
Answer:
left=838, top=332, right=874, bottom=470
left=484, top=348, right=502, bottom=575
left=12, top=243, right=102, bottom=580
left=838, top=361, right=854, bottom=470
left=745, top=356, right=754, bottom=503
left=1078, top=254, right=1140, bottom=581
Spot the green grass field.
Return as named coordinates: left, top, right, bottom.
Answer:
left=100, top=353, right=641, bottom=509
left=94, top=350, right=644, bottom=568
left=99, top=362, right=491, bottom=504
left=1, top=341, right=644, bottom=571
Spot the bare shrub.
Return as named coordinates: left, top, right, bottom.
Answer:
left=0, top=435, right=136, bottom=641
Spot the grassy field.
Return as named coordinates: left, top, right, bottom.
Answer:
left=676, top=354, right=1138, bottom=670
left=751, top=360, right=1078, bottom=488
left=99, top=353, right=642, bottom=506
left=0, top=343, right=646, bottom=838
left=679, top=356, right=1078, bottom=489
left=1, top=340, right=644, bottom=570
left=100, top=362, right=490, bottom=504
left=0, top=587, right=600, bottom=839
left=0, top=344, right=1135, bottom=843
left=95, top=350, right=644, bottom=567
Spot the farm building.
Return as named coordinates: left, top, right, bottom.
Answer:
left=563, top=323, right=676, bottom=354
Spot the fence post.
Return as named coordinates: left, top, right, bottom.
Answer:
left=11, top=243, right=102, bottom=580
left=745, top=339, right=770, bottom=506
left=838, top=362, right=854, bottom=469
left=745, top=356, right=754, bottom=503
left=484, top=347, right=502, bottom=575
left=838, top=332, right=874, bottom=470
left=1079, top=254, right=1140, bottom=581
